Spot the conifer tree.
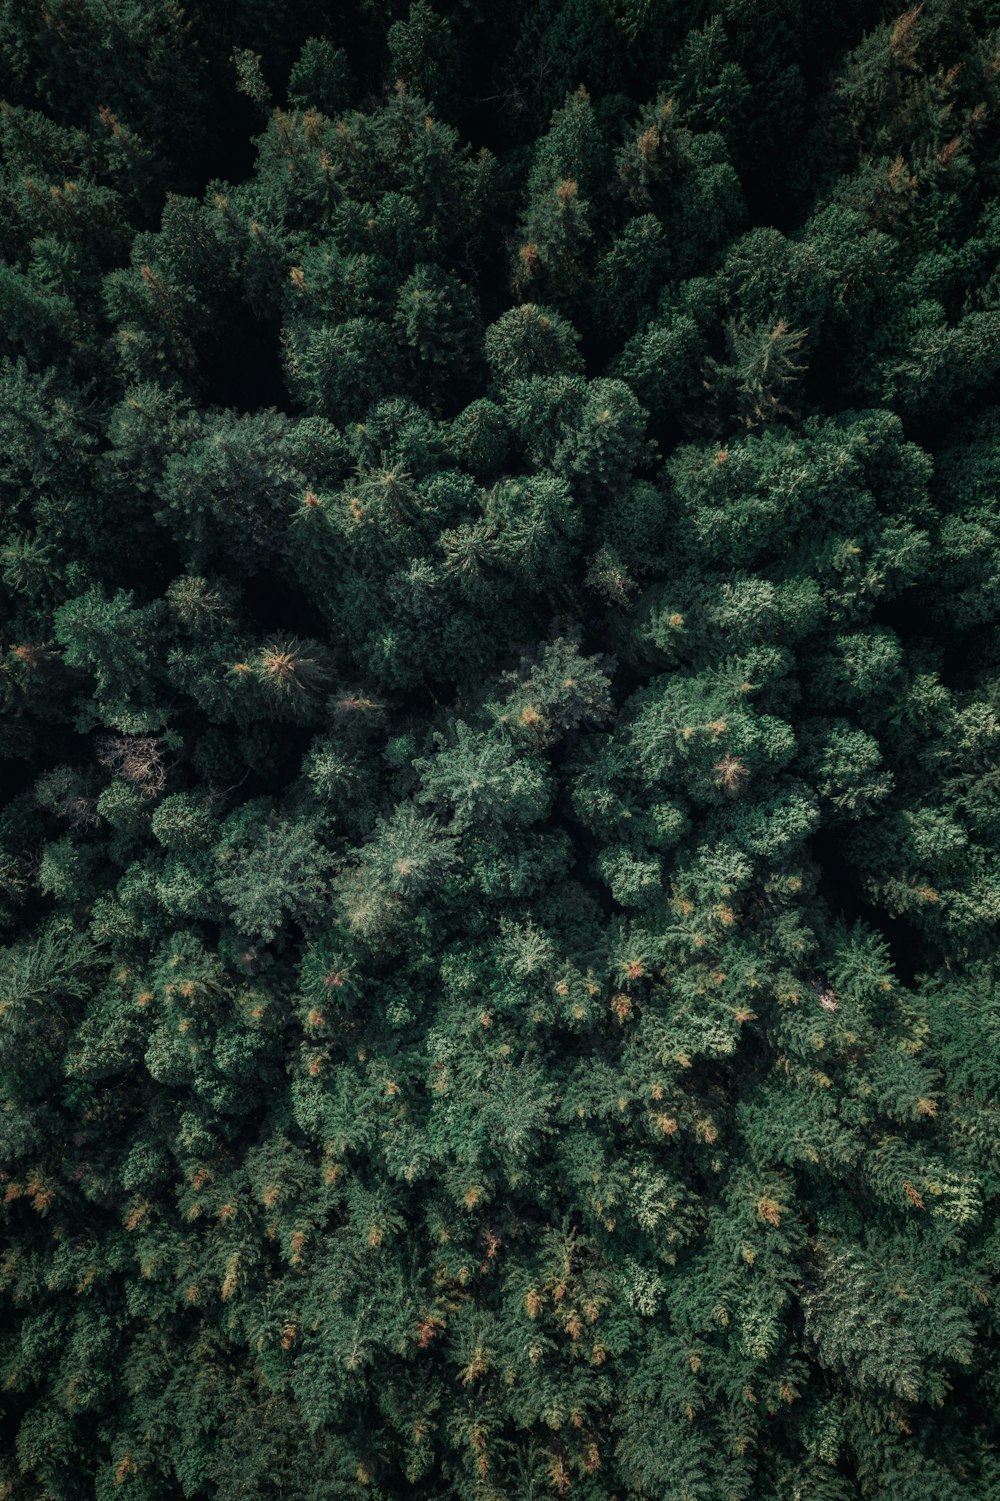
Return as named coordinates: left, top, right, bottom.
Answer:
left=3, top=4, right=1000, bottom=1497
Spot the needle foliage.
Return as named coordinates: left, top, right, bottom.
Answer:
left=3, top=3, right=1000, bottom=1497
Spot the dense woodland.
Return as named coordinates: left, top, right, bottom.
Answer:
left=3, top=1, right=1000, bottom=1496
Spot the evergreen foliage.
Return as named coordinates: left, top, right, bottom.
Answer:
left=3, top=3, right=1000, bottom=1496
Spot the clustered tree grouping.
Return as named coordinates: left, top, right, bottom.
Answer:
left=2, top=1, right=1000, bottom=1496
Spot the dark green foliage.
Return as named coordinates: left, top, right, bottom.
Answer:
left=387, top=2, right=460, bottom=116
left=287, top=36, right=352, bottom=117
left=3, top=5, right=1000, bottom=1499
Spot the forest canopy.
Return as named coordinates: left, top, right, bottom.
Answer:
left=3, top=1, right=1000, bottom=1497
